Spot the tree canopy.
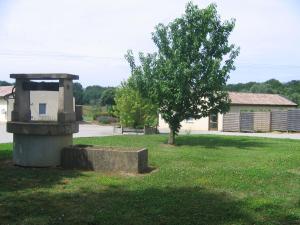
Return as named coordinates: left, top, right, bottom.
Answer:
left=126, top=2, right=239, bottom=144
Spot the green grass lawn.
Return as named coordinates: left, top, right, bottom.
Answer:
left=0, top=135, right=300, bottom=225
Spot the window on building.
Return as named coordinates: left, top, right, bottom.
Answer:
left=209, top=113, right=218, bottom=130
left=39, top=103, right=46, bottom=115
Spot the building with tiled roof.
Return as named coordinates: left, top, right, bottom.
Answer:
left=229, top=92, right=297, bottom=107
left=159, top=92, right=297, bottom=132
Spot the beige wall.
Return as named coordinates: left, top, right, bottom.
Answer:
left=30, top=91, right=75, bottom=121
left=218, top=113, right=223, bottom=131
left=158, top=105, right=296, bottom=132
left=0, top=98, right=7, bottom=122
left=159, top=114, right=209, bottom=132
left=30, top=91, right=59, bottom=121
left=4, top=91, right=75, bottom=122
left=7, top=98, right=13, bottom=121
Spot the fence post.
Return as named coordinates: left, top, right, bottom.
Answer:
left=269, top=111, right=272, bottom=132
left=238, top=112, right=241, bottom=132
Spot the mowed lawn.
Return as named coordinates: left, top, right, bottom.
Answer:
left=0, top=135, right=300, bottom=225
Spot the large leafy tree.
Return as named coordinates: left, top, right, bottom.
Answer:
left=126, top=2, right=239, bottom=144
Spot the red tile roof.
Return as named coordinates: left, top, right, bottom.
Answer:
left=229, top=92, right=297, bottom=106
left=0, top=86, right=14, bottom=97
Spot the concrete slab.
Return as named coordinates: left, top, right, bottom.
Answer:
left=61, top=145, right=148, bottom=173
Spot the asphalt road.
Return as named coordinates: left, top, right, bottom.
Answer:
left=1, top=123, right=300, bottom=144
left=0, top=123, right=115, bottom=144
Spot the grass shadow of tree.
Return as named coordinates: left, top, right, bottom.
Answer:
left=0, top=144, right=86, bottom=194
left=0, top=144, right=12, bottom=161
left=1, top=186, right=255, bottom=225
left=0, top=158, right=84, bottom=194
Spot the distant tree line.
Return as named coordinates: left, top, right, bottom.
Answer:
left=0, top=81, right=116, bottom=106
left=226, top=79, right=300, bottom=107
left=0, top=81, right=12, bottom=86
left=1, top=79, right=299, bottom=108
left=73, top=83, right=116, bottom=106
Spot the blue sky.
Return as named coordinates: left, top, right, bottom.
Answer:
left=0, top=0, right=299, bottom=87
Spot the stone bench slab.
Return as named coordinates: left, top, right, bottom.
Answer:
left=61, top=145, right=148, bottom=173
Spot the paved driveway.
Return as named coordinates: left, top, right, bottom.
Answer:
left=74, top=124, right=114, bottom=138
left=1, top=123, right=300, bottom=144
left=0, top=123, right=115, bottom=144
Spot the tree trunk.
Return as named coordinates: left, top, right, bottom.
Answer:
left=168, top=128, right=175, bottom=145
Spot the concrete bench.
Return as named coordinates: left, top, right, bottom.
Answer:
left=61, top=145, right=148, bottom=173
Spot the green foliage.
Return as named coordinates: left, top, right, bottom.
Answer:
left=126, top=2, right=239, bottom=143
left=249, top=83, right=275, bottom=94
left=0, top=80, right=12, bottom=86
left=96, top=115, right=118, bottom=124
left=100, top=88, right=116, bottom=106
left=75, top=85, right=117, bottom=106
left=82, top=105, right=103, bottom=121
left=73, top=82, right=84, bottom=105
left=113, top=83, right=158, bottom=128
left=226, top=79, right=300, bottom=107
left=82, top=85, right=106, bottom=105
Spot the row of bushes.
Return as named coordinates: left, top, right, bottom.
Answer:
left=83, top=105, right=118, bottom=124
left=94, top=115, right=118, bottom=124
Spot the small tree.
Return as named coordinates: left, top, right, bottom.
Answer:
left=113, top=83, right=157, bottom=128
left=126, top=2, right=239, bottom=144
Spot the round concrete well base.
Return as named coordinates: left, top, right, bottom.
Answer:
left=13, top=134, right=72, bottom=167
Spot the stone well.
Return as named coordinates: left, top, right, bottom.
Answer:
left=7, top=73, right=79, bottom=167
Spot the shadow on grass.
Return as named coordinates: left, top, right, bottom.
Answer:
left=0, top=145, right=85, bottom=194
left=0, top=159, right=84, bottom=194
left=2, top=184, right=299, bottom=225
left=175, top=135, right=268, bottom=149
left=0, top=149, right=12, bottom=160
left=0, top=167, right=84, bottom=194
left=1, top=186, right=255, bottom=225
